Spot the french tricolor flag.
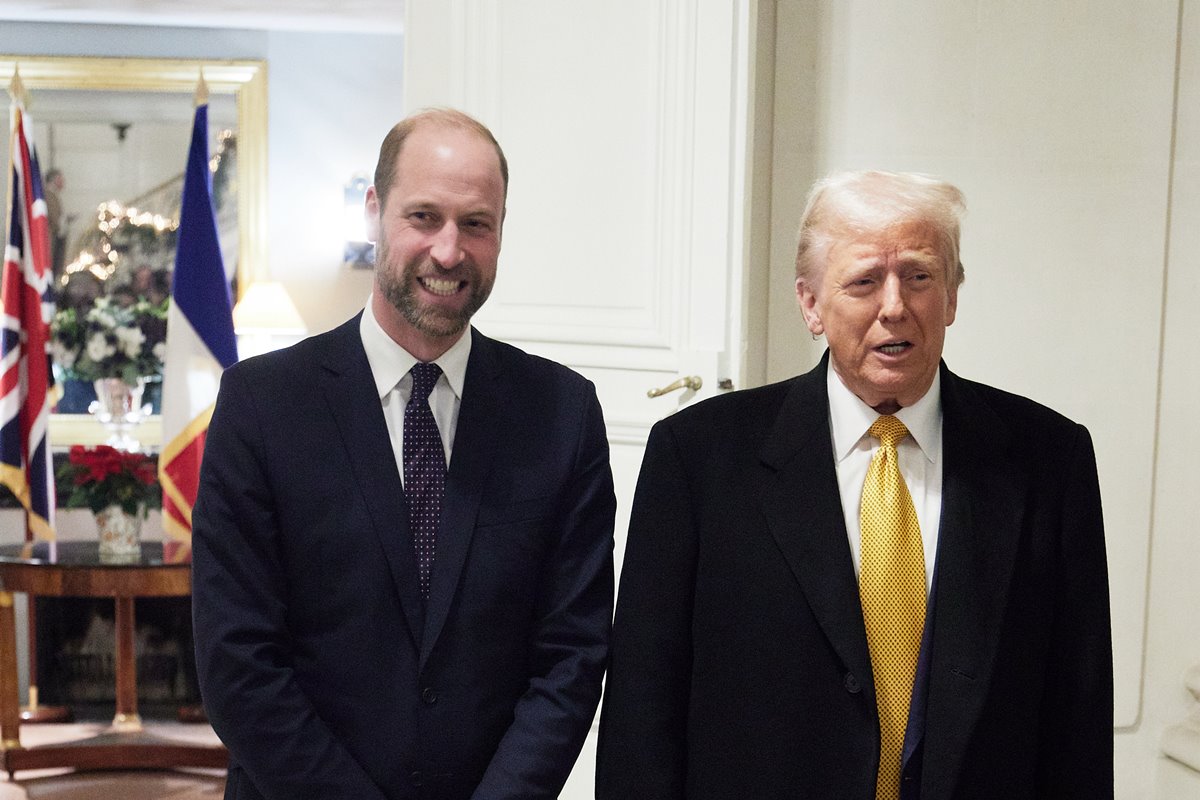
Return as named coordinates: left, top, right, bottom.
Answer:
left=159, top=80, right=238, bottom=563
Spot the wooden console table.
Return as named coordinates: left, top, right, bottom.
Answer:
left=0, top=541, right=227, bottom=776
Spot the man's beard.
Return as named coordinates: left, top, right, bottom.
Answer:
left=376, top=241, right=493, bottom=339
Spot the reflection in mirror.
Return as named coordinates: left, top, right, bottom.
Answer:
left=33, top=89, right=237, bottom=415
left=0, top=57, right=265, bottom=448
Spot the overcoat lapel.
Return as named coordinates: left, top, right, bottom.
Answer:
left=920, top=365, right=1028, bottom=798
left=758, top=356, right=875, bottom=690
left=317, top=315, right=424, bottom=650
left=420, top=328, right=501, bottom=670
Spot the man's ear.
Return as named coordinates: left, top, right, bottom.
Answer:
left=796, top=277, right=824, bottom=335
left=365, top=185, right=382, bottom=243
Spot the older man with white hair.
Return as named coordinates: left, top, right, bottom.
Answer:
left=597, top=170, right=1113, bottom=800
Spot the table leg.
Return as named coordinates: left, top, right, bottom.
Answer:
left=20, top=599, right=71, bottom=724
left=112, top=597, right=141, bottom=732
left=0, top=591, right=21, bottom=751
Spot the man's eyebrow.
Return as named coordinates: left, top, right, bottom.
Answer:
left=461, top=207, right=501, bottom=222
left=396, top=199, right=437, bottom=212
left=899, top=250, right=941, bottom=263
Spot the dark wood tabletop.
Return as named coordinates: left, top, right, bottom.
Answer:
left=0, top=541, right=191, bottom=598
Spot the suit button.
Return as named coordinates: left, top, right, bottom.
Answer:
left=410, top=770, right=423, bottom=786
left=843, top=673, right=861, bottom=694
left=421, top=687, right=438, bottom=705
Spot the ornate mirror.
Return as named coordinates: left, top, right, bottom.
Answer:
left=0, top=56, right=266, bottom=448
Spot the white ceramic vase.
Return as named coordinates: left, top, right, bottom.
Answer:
left=95, top=503, right=145, bottom=563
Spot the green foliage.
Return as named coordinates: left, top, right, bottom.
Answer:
left=51, top=296, right=168, bottom=384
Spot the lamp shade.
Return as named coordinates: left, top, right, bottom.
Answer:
left=232, top=281, right=306, bottom=334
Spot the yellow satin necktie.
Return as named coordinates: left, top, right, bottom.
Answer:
left=859, top=415, right=927, bottom=799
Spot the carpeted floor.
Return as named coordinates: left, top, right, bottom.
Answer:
left=0, top=722, right=225, bottom=799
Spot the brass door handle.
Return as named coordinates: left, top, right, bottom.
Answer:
left=647, top=375, right=703, bottom=398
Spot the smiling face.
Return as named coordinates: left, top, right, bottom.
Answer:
left=366, top=122, right=506, bottom=361
left=797, top=220, right=958, bottom=413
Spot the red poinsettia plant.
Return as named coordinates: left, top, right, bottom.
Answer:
left=56, top=445, right=161, bottom=516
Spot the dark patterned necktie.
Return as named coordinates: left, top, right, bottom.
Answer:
left=403, top=362, right=446, bottom=599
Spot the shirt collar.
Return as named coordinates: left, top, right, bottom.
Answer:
left=359, top=296, right=472, bottom=399
left=827, top=362, right=942, bottom=464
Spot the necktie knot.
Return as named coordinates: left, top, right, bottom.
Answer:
left=868, top=415, right=909, bottom=449
left=410, top=362, right=442, bottom=403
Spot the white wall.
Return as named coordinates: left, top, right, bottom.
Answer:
left=263, top=29, right=403, bottom=335
left=1141, top=1, right=1200, bottom=793
left=765, top=1, right=1200, bottom=796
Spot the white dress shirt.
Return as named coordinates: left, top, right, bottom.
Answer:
left=359, top=298, right=471, bottom=484
left=826, top=367, right=943, bottom=593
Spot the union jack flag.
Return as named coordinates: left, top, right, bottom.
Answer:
left=1, top=80, right=56, bottom=540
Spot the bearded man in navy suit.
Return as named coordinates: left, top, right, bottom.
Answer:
left=596, top=171, right=1112, bottom=799
left=193, top=108, right=615, bottom=799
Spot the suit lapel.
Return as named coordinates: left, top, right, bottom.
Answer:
left=420, top=328, right=501, bottom=670
left=758, top=356, right=875, bottom=687
left=317, top=316, right=424, bottom=650
left=756, top=358, right=1030, bottom=796
left=920, top=366, right=1028, bottom=798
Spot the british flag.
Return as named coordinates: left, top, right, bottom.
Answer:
left=1, top=81, right=56, bottom=540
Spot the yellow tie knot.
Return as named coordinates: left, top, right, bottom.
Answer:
left=868, top=415, right=909, bottom=449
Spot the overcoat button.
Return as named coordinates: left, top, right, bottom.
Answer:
left=421, top=687, right=438, bottom=704
left=844, top=673, right=861, bottom=693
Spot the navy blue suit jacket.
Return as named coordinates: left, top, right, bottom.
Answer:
left=193, top=317, right=615, bottom=799
left=596, top=354, right=1112, bottom=799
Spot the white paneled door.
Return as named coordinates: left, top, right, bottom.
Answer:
left=404, top=1, right=766, bottom=796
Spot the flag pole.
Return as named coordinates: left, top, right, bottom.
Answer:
left=4, top=67, right=20, bottom=249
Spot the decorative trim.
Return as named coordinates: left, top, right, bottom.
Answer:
left=478, top=335, right=683, bottom=373
left=607, top=422, right=653, bottom=448
left=49, top=414, right=163, bottom=450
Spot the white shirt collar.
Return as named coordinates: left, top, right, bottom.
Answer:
left=827, top=362, right=942, bottom=464
left=359, top=296, right=472, bottom=399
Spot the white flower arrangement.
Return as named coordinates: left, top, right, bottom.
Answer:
left=51, top=296, right=168, bottom=385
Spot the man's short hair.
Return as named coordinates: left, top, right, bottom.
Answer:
left=795, top=170, right=966, bottom=287
left=373, top=108, right=509, bottom=208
